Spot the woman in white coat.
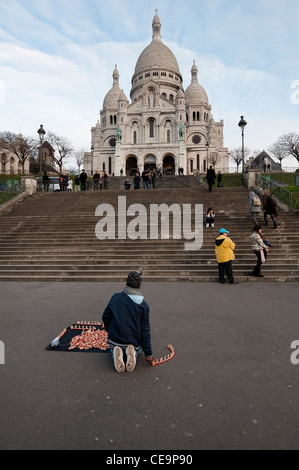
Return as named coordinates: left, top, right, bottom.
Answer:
left=251, top=224, right=270, bottom=277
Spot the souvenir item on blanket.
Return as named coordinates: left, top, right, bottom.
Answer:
left=151, top=345, right=175, bottom=366
left=46, top=321, right=110, bottom=352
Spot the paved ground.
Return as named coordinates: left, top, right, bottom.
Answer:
left=0, top=281, right=299, bottom=451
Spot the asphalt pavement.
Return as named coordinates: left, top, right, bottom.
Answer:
left=0, top=281, right=299, bottom=451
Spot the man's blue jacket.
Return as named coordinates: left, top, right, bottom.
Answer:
left=102, top=292, right=152, bottom=356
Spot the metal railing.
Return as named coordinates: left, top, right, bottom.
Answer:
left=255, top=173, right=299, bottom=210
left=0, top=180, right=24, bottom=205
left=154, top=175, right=190, bottom=189
left=225, top=174, right=243, bottom=187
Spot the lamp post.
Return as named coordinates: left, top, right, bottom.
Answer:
left=37, top=124, right=46, bottom=178
left=238, top=115, right=247, bottom=186
left=91, top=144, right=94, bottom=176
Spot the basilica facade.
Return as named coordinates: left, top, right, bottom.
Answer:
left=84, top=11, right=228, bottom=176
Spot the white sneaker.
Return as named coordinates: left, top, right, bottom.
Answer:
left=113, top=346, right=125, bottom=373
left=126, top=345, right=136, bottom=372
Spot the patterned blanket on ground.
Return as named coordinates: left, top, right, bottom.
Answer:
left=46, top=321, right=110, bottom=352
left=46, top=320, right=175, bottom=366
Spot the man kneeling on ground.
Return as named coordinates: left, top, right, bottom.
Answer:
left=102, top=271, right=154, bottom=373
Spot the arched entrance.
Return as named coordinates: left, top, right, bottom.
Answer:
left=126, top=156, right=138, bottom=175
left=163, top=155, right=175, bottom=175
left=144, top=155, right=156, bottom=171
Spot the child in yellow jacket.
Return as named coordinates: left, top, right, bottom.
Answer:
left=215, top=228, right=238, bottom=284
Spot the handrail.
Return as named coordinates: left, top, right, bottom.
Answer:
left=255, top=173, right=299, bottom=210
left=0, top=180, right=24, bottom=205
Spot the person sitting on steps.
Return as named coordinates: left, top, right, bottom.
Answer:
left=206, top=207, right=215, bottom=227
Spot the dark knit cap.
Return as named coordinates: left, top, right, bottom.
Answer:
left=126, top=271, right=142, bottom=288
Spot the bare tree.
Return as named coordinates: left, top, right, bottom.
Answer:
left=277, top=132, right=299, bottom=163
left=268, top=141, right=288, bottom=170
left=0, top=131, right=35, bottom=174
left=73, top=148, right=86, bottom=173
left=208, top=152, right=220, bottom=168
left=229, top=147, right=250, bottom=173
left=47, top=132, right=73, bottom=173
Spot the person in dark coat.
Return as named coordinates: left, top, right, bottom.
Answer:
left=263, top=189, right=278, bottom=229
left=142, top=169, right=149, bottom=189
left=80, top=169, right=87, bottom=191
left=133, top=173, right=140, bottom=189
left=124, top=178, right=131, bottom=190
left=206, top=166, right=216, bottom=192
left=102, top=271, right=153, bottom=373
left=93, top=171, right=100, bottom=190
left=62, top=174, right=68, bottom=191
left=42, top=171, right=50, bottom=191
left=217, top=171, right=223, bottom=187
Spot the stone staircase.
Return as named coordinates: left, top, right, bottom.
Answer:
left=0, top=180, right=299, bottom=282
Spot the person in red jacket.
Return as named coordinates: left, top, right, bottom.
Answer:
left=102, top=271, right=154, bottom=373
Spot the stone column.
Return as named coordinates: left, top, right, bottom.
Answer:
left=21, top=177, right=37, bottom=194
left=179, top=139, right=187, bottom=174
left=114, top=141, right=121, bottom=176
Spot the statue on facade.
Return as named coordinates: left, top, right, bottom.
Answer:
left=179, top=123, right=184, bottom=139
left=116, top=126, right=122, bottom=141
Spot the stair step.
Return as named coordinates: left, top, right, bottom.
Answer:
left=1, top=187, right=298, bottom=282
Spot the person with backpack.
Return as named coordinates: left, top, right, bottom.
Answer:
left=248, top=189, right=261, bottom=225
left=263, top=189, right=278, bottom=229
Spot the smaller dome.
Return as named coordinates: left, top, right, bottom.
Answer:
left=118, top=89, right=129, bottom=103
left=185, top=60, right=209, bottom=106
left=176, top=88, right=185, bottom=100
left=103, top=65, right=122, bottom=109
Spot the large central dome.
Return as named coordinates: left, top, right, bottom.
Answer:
left=134, top=40, right=180, bottom=76
left=130, top=11, right=182, bottom=100
left=134, top=12, right=180, bottom=75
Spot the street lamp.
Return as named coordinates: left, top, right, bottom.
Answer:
left=91, top=144, right=94, bottom=176
left=37, top=124, right=46, bottom=178
left=238, top=115, right=247, bottom=185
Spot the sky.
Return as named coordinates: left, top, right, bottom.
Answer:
left=0, top=0, right=298, bottom=170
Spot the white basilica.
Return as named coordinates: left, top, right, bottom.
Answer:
left=84, top=11, right=228, bottom=176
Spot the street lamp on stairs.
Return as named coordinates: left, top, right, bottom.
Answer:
left=238, top=115, right=247, bottom=186
left=37, top=124, right=46, bottom=178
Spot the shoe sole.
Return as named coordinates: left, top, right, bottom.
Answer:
left=126, top=345, right=136, bottom=372
left=113, top=346, right=125, bottom=373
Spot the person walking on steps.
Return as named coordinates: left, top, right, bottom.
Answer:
left=251, top=224, right=270, bottom=277
left=215, top=228, right=239, bottom=284
left=248, top=189, right=261, bottom=225
left=263, top=189, right=278, bottom=229
left=206, top=165, right=216, bottom=192
left=102, top=271, right=154, bottom=373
